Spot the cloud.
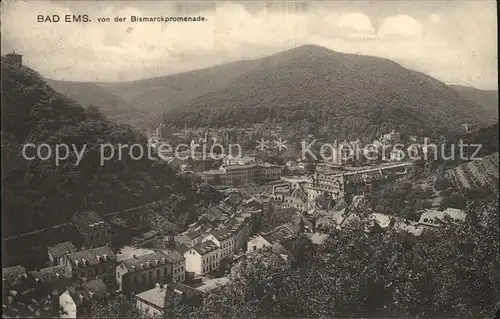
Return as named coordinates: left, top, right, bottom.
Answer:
left=377, top=15, right=423, bottom=39
left=1, top=1, right=497, bottom=89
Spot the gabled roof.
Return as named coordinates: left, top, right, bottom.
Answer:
left=191, top=241, right=219, bottom=255
left=66, top=246, right=115, bottom=267
left=184, top=230, right=203, bottom=240
left=210, top=227, right=235, bottom=241
left=47, top=242, right=77, bottom=259
left=120, top=251, right=171, bottom=272
left=161, top=250, right=185, bottom=263
left=29, top=265, right=71, bottom=283
left=136, top=285, right=180, bottom=310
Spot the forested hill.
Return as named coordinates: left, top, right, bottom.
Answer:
left=1, top=58, right=208, bottom=238
left=45, top=79, right=152, bottom=131
left=160, top=45, right=491, bottom=139
left=450, top=85, right=498, bottom=120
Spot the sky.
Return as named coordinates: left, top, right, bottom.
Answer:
left=1, top=0, right=497, bottom=89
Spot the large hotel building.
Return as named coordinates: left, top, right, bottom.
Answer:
left=200, top=163, right=283, bottom=186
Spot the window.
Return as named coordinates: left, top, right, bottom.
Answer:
left=157, top=269, right=160, bottom=278
left=81, top=272, right=85, bottom=278
left=164, top=268, right=168, bottom=277
left=88, top=270, right=93, bottom=277
left=133, top=276, right=138, bottom=285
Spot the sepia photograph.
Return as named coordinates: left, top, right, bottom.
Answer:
left=1, top=0, right=499, bottom=318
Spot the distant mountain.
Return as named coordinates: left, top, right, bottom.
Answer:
left=98, top=59, right=261, bottom=113
left=145, top=45, right=491, bottom=139
left=52, top=45, right=494, bottom=139
left=450, top=85, right=498, bottom=121
left=44, top=79, right=151, bottom=131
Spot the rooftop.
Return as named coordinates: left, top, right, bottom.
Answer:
left=82, top=278, right=108, bottom=299
left=47, top=242, right=77, bottom=259
left=116, top=246, right=156, bottom=262
left=29, top=265, right=71, bottom=283
left=210, top=227, right=235, bottom=241
left=136, top=285, right=180, bottom=310
left=191, top=241, right=219, bottom=255
left=195, top=277, right=230, bottom=293
left=160, top=249, right=185, bottom=263
left=419, top=208, right=467, bottom=227
left=66, top=246, right=115, bottom=267
left=120, top=251, right=172, bottom=272
left=2, top=265, right=27, bottom=284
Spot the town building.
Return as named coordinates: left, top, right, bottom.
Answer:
left=59, top=279, right=109, bottom=318
left=202, top=227, right=236, bottom=259
left=71, top=211, right=112, bottom=248
left=47, top=242, right=77, bottom=266
left=29, top=265, right=73, bottom=294
left=183, top=241, right=220, bottom=276
left=135, top=283, right=203, bottom=317
left=246, top=223, right=299, bottom=254
left=194, top=277, right=230, bottom=294
left=200, top=163, right=283, bottom=186
left=2, top=265, right=28, bottom=297
left=418, top=208, right=467, bottom=228
left=65, top=246, right=116, bottom=284
left=116, top=250, right=185, bottom=294
left=175, top=229, right=206, bottom=248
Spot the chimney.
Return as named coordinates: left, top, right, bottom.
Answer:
left=102, top=254, right=108, bottom=261
left=155, top=283, right=160, bottom=288
left=74, top=260, right=79, bottom=267
left=82, top=259, right=87, bottom=265
left=131, top=265, right=135, bottom=271
left=140, top=263, right=144, bottom=269
left=145, top=261, right=150, bottom=268
left=96, top=255, right=101, bottom=262
left=78, top=294, right=84, bottom=302
left=55, top=273, right=60, bottom=278
left=154, top=259, right=159, bottom=266
left=161, top=257, right=166, bottom=264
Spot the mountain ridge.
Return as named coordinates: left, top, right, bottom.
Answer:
left=41, top=45, right=496, bottom=138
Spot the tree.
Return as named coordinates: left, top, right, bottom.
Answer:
left=169, top=196, right=499, bottom=318
left=86, top=295, right=146, bottom=319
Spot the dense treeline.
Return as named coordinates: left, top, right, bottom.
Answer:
left=1, top=59, right=212, bottom=238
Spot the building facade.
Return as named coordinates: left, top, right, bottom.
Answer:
left=116, top=250, right=186, bottom=294
left=183, top=241, right=220, bottom=276
left=200, top=163, right=283, bottom=186
left=65, top=246, right=116, bottom=284
left=71, top=211, right=112, bottom=248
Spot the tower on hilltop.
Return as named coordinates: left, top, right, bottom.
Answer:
left=4, top=50, right=22, bottom=67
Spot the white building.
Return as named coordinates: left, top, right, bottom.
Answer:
left=183, top=241, right=220, bottom=276
left=202, top=227, right=236, bottom=259
left=418, top=208, right=467, bottom=228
